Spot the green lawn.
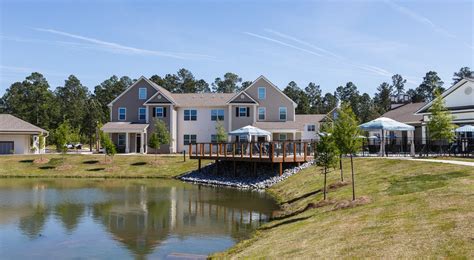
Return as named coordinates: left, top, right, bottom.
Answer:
left=0, top=154, right=208, bottom=178
left=425, top=156, right=474, bottom=162
left=214, top=158, right=474, bottom=258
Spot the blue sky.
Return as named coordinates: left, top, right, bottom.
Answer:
left=0, top=0, right=472, bottom=96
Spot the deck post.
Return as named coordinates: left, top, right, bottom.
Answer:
left=304, top=142, right=307, bottom=161
left=209, top=143, right=213, bottom=157
left=283, top=142, right=286, bottom=162
left=189, top=143, right=192, bottom=157
left=250, top=143, right=253, bottom=159
left=279, top=162, right=283, bottom=176
left=233, top=160, right=236, bottom=176
left=271, top=143, right=274, bottom=162
left=198, top=159, right=201, bottom=172
left=241, top=143, right=244, bottom=158
left=293, top=142, right=297, bottom=162
left=201, top=143, right=204, bottom=156
left=259, top=143, right=262, bottom=159
left=232, top=143, right=236, bottom=158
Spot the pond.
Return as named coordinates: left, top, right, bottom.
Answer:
left=0, top=178, right=279, bottom=259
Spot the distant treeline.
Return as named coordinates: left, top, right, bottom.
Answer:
left=0, top=67, right=471, bottom=145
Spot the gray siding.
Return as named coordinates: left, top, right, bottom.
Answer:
left=147, top=105, right=172, bottom=153
left=111, top=79, right=157, bottom=122
left=231, top=105, right=254, bottom=130
left=244, top=78, right=295, bottom=122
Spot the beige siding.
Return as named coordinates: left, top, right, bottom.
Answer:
left=111, top=79, right=157, bottom=122
left=231, top=105, right=254, bottom=130
left=244, top=78, right=295, bottom=122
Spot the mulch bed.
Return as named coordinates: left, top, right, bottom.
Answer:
left=33, top=158, right=50, bottom=164
left=332, top=196, right=372, bottom=211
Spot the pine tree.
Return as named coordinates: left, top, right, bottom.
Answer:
left=332, top=104, right=362, bottom=200
left=316, top=124, right=339, bottom=200
left=427, top=90, right=457, bottom=153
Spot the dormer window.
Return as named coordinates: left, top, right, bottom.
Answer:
left=258, top=87, right=266, bottom=100
left=139, top=88, right=147, bottom=100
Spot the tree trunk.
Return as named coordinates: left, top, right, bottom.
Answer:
left=323, top=166, right=327, bottom=200
left=155, top=150, right=158, bottom=162
left=339, top=155, right=344, bottom=182
left=351, top=154, right=355, bottom=201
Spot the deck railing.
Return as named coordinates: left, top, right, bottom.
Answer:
left=188, top=140, right=316, bottom=162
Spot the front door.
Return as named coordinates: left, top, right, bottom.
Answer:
left=136, top=134, right=141, bottom=153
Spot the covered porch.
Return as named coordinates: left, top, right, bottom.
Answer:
left=101, top=122, right=149, bottom=154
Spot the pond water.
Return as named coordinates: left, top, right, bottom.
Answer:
left=0, top=178, right=279, bottom=259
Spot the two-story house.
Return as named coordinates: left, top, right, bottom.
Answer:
left=102, top=75, right=327, bottom=154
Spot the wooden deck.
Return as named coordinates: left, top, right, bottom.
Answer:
left=188, top=141, right=316, bottom=175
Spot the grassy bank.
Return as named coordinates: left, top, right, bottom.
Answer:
left=214, top=158, right=474, bottom=258
left=0, top=154, right=208, bottom=178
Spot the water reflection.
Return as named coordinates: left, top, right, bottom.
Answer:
left=0, top=179, right=278, bottom=259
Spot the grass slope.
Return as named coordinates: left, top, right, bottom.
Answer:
left=214, top=158, right=474, bottom=258
left=0, top=154, right=208, bottom=178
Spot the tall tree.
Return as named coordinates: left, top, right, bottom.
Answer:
left=94, top=75, right=133, bottom=123
left=452, top=67, right=472, bottom=84
left=332, top=104, right=362, bottom=200
left=427, top=90, right=457, bottom=152
left=391, top=74, right=407, bottom=96
left=149, top=74, right=165, bottom=86
left=321, top=92, right=338, bottom=113
left=241, top=81, right=253, bottom=90
left=175, top=68, right=197, bottom=93
left=283, top=81, right=310, bottom=114
left=374, top=82, right=393, bottom=114
left=1, top=72, right=57, bottom=130
left=407, top=88, right=424, bottom=103
left=215, top=120, right=227, bottom=142
left=83, top=97, right=102, bottom=151
left=212, top=72, right=242, bottom=93
left=55, top=75, right=89, bottom=133
left=416, top=71, right=444, bottom=102
left=335, top=82, right=360, bottom=117
left=195, top=79, right=211, bottom=93
left=305, top=82, right=322, bottom=114
left=357, top=93, right=378, bottom=123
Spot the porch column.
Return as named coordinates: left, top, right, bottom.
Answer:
left=143, top=132, right=148, bottom=154
left=140, top=132, right=145, bottom=154
left=125, top=132, right=130, bottom=153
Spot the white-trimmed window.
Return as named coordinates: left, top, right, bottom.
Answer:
left=118, top=107, right=126, bottom=121
left=211, top=109, right=224, bottom=121
left=258, top=107, right=266, bottom=120
left=279, top=107, right=287, bottom=121
left=184, top=134, right=197, bottom=145
left=155, top=107, right=164, bottom=117
left=184, top=109, right=197, bottom=121
left=139, top=88, right=147, bottom=100
left=258, top=87, right=266, bottom=100
left=138, top=107, right=146, bottom=120
left=307, top=124, right=316, bottom=132
left=239, top=107, right=248, bottom=117
left=279, top=133, right=287, bottom=141
left=118, top=134, right=126, bottom=146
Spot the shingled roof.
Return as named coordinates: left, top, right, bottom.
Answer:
left=381, top=103, right=426, bottom=124
left=171, top=93, right=236, bottom=107
left=0, top=114, right=48, bottom=133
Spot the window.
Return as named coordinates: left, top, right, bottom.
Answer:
left=279, top=107, right=287, bottom=121
left=118, top=134, right=126, bottom=146
left=184, top=109, right=197, bottom=121
left=307, top=124, right=316, bottom=132
left=239, top=107, right=248, bottom=117
left=258, top=87, right=266, bottom=100
left=211, top=134, right=218, bottom=143
left=211, top=109, right=224, bottom=121
left=184, top=134, right=197, bottom=145
left=155, top=107, right=164, bottom=117
left=138, top=107, right=146, bottom=120
left=279, top=133, right=287, bottom=141
left=139, top=88, right=147, bottom=100
left=258, top=107, right=266, bottom=120
left=118, top=107, right=126, bottom=121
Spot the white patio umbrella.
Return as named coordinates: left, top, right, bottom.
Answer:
left=228, top=125, right=271, bottom=142
left=455, top=125, right=474, bottom=152
left=359, top=117, right=415, bottom=156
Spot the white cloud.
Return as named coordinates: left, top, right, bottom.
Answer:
left=34, top=28, right=215, bottom=60
left=243, top=32, right=323, bottom=57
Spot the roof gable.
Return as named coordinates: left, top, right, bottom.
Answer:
left=0, top=114, right=48, bottom=133
left=228, top=91, right=258, bottom=104
left=229, top=75, right=297, bottom=107
left=108, top=76, right=176, bottom=107
left=416, top=78, right=474, bottom=113
left=144, top=91, right=173, bottom=105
